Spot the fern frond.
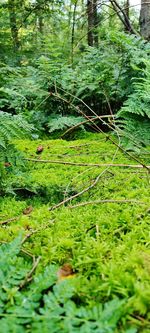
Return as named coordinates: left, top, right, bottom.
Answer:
left=0, top=111, right=33, bottom=146
left=117, top=60, right=150, bottom=147
left=48, top=116, right=85, bottom=133
left=0, top=112, right=33, bottom=192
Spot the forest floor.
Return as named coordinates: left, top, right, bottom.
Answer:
left=0, top=132, right=150, bottom=332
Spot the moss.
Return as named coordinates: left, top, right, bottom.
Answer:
left=0, top=132, right=150, bottom=330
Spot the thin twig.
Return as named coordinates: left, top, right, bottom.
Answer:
left=21, top=219, right=55, bottom=244
left=49, top=171, right=106, bottom=211
left=25, top=159, right=150, bottom=169
left=19, top=256, right=41, bottom=289
left=51, top=90, right=150, bottom=173
left=68, top=141, right=105, bottom=148
left=0, top=216, right=19, bottom=226
left=69, top=199, right=146, bottom=209
left=21, top=230, right=39, bottom=244
left=61, top=115, right=113, bottom=138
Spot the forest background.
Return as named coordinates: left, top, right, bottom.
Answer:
left=0, top=0, right=150, bottom=332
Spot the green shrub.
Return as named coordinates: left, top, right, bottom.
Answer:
left=0, top=111, right=33, bottom=193
left=117, top=60, right=150, bottom=147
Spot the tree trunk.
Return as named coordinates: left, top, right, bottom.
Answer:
left=140, top=0, right=150, bottom=40
left=87, top=0, right=94, bottom=46
left=124, top=0, right=130, bottom=32
left=124, top=0, right=129, bottom=20
left=71, top=0, right=78, bottom=64
left=87, top=0, right=98, bottom=47
left=38, top=16, right=44, bottom=34
left=8, top=0, right=20, bottom=52
left=93, top=0, right=99, bottom=47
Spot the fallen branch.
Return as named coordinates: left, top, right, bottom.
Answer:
left=21, top=230, right=39, bottom=244
left=49, top=171, right=107, bottom=211
left=19, top=256, right=41, bottom=289
left=0, top=216, right=19, bottom=225
left=69, top=199, right=146, bottom=209
left=61, top=115, right=113, bottom=138
left=25, top=159, right=150, bottom=169
left=51, top=90, right=150, bottom=173
left=21, top=219, right=55, bottom=244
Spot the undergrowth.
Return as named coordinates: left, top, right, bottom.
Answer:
left=0, top=133, right=150, bottom=332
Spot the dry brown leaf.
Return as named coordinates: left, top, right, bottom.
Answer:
left=23, top=206, right=33, bottom=215
left=57, top=263, right=75, bottom=281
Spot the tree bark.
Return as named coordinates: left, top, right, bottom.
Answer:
left=8, top=0, right=20, bottom=52
left=87, top=0, right=98, bottom=47
left=93, top=0, right=99, bottom=47
left=71, top=0, right=78, bottom=64
left=140, top=0, right=150, bottom=40
left=110, top=0, right=136, bottom=35
left=124, top=0, right=129, bottom=20
left=87, top=0, right=94, bottom=46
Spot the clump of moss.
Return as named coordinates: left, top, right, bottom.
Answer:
left=0, top=133, right=150, bottom=331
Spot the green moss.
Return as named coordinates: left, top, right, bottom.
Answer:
left=0, top=133, right=150, bottom=331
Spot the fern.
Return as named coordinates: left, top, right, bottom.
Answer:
left=48, top=115, right=85, bottom=134
left=117, top=61, right=150, bottom=147
left=0, top=111, right=33, bottom=193
left=0, top=236, right=134, bottom=333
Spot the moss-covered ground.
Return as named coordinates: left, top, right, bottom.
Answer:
left=0, top=133, right=150, bottom=332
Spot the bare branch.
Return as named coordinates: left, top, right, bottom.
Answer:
left=25, top=159, right=150, bottom=170
left=0, top=216, right=19, bottom=226
left=49, top=171, right=106, bottom=211
left=19, top=256, right=41, bottom=289
left=70, top=199, right=146, bottom=209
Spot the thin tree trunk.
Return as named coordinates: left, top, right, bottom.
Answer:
left=93, top=0, right=99, bottom=47
left=124, top=0, right=129, bottom=19
left=8, top=0, right=20, bottom=52
left=87, top=0, right=94, bottom=46
left=110, top=0, right=137, bottom=34
left=38, top=16, right=44, bottom=34
left=140, top=0, right=150, bottom=40
left=71, top=0, right=78, bottom=64
left=87, top=0, right=99, bottom=47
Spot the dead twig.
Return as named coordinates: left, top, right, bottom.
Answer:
left=0, top=216, right=19, bottom=226
left=61, top=115, right=113, bottom=138
left=52, top=89, right=150, bottom=173
left=19, top=256, right=41, bottom=289
left=21, top=219, right=55, bottom=244
left=69, top=199, right=146, bottom=209
left=25, top=159, right=150, bottom=170
left=21, top=230, right=39, bottom=244
left=49, top=171, right=107, bottom=211
left=68, top=141, right=105, bottom=148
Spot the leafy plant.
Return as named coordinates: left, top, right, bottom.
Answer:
left=0, top=236, right=130, bottom=333
left=0, top=111, right=33, bottom=193
left=117, top=60, right=150, bottom=147
left=48, top=115, right=85, bottom=134
left=0, top=134, right=150, bottom=332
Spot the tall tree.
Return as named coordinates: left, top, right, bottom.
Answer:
left=140, top=0, right=150, bottom=40
left=8, top=0, right=20, bottom=52
left=87, top=0, right=98, bottom=47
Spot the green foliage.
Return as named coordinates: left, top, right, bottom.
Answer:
left=0, top=65, right=48, bottom=116
left=54, top=33, right=150, bottom=116
left=1, top=32, right=150, bottom=140
left=0, top=111, right=33, bottom=193
left=48, top=115, right=85, bottom=134
left=117, top=60, right=150, bottom=147
left=0, top=134, right=150, bottom=331
left=0, top=111, right=33, bottom=147
left=0, top=236, right=130, bottom=333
